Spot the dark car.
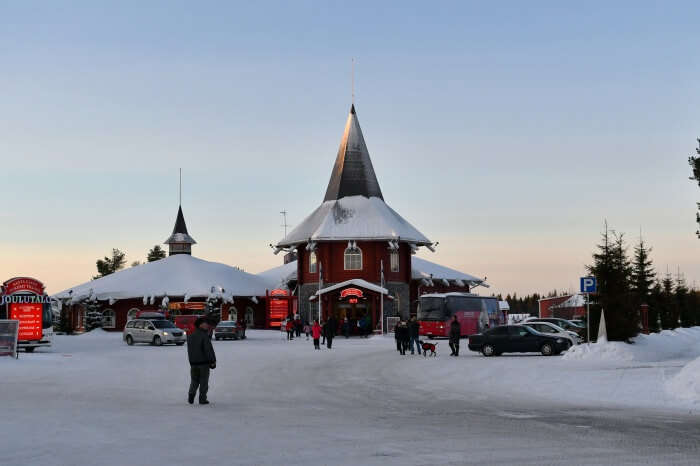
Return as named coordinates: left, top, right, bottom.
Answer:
left=468, top=325, right=569, bottom=356
left=213, top=321, right=245, bottom=341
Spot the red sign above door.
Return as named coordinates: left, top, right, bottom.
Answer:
left=340, top=288, right=364, bottom=299
left=3, top=277, right=45, bottom=296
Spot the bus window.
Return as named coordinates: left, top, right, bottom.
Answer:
left=445, top=297, right=483, bottom=316
left=418, top=298, right=446, bottom=321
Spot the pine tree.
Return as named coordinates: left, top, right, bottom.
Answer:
left=631, top=236, right=655, bottom=306
left=147, top=245, right=167, bottom=262
left=689, top=139, right=700, bottom=238
left=658, top=270, right=675, bottom=329
left=587, top=222, right=637, bottom=340
left=94, top=249, right=126, bottom=279
left=675, top=270, right=690, bottom=327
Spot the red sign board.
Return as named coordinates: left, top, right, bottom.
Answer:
left=270, top=289, right=289, bottom=297
left=340, top=288, right=364, bottom=299
left=168, top=302, right=206, bottom=311
left=10, top=303, right=43, bottom=341
left=3, top=277, right=45, bottom=296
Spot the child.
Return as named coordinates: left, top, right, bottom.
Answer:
left=312, top=320, right=322, bottom=350
left=303, top=321, right=311, bottom=340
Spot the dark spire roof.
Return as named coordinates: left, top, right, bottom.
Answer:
left=164, top=205, right=197, bottom=245
left=323, top=105, right=384, bottom=202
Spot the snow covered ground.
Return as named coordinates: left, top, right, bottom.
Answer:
left=2, top=329, right=700, bottom=465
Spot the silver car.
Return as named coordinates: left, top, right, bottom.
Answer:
left=123, top=319, right=186, bottom=346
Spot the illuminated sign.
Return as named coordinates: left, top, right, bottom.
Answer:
left=348, top=298, right=358, bottom=304
left=10, top=303, right=43, bottom=341
left=168, top=302, right=206, bottom=311
left=340, top=288, right=364, bottom=299
left=270, top=289, right=289, bottom=297
left=3, top=277, right=45, bottom=296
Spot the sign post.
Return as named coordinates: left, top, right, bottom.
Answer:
left=580, top=276, right=597, bottom=344
left=380, top=260, right=384, bottom=335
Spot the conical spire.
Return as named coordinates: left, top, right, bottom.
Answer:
left=323, top=105, right=384, bottom=202
left=172, top=205, right=190, bottom=235
left=164, top=205, right=196, bottom=255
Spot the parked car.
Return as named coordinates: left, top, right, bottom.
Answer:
left=214, top=321, right=245, bottom=340
left=517, top=321, right=580, bottom=348
left=524, top=317, right=587, bottom=339
left=123, top=318, right=186, bottom=346
left=468, top=325, right=569, bottom=356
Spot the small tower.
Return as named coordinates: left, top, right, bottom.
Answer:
left=164, top=205, right=196, bottom=256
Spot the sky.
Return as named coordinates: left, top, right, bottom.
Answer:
left=1, top=1, right=699, bottom=296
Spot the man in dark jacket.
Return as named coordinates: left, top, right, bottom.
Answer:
left=449, top=315, right=461, bottom=356
left=396, top=321, right=410, bottom=355
left=408, top=316, right=421, bottom=355
left=187, top=318, right=217, bottom=404
left=326, top=314, right=337, bottom=349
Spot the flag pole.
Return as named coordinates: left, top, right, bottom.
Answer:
left=319, top=262, right=323, bottom=324
left=380, top=260, right=384, bottom=335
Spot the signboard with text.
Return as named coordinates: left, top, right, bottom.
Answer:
left=580, top=277, right=597, bottom=294
left=340, top=288, right=364, bottom=299
left=3, top=277, right=45, bottom=296
left=10, top=303, right=43, bottom=341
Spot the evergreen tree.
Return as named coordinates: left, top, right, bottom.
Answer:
left=85, top=300, right=103, bottom=331
left=675, top=270, right=690, bottom=327
left=147, top=245, right=167, bottom=262
left=689, top=139, right=700, bottom=238
left=131, top=261, right=141, bottom=267
left=586, top=222, right=637, bottom=340
left=94, top=248, right=126, bottom=279
left=658, top=270, right=675, bottom=329
left=631, top=236, right=655, bottom=306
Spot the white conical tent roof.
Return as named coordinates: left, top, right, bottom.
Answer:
left=53, top=255, right=269, bottom=302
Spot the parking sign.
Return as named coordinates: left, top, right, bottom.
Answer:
left=580, top=276, right=596, bottom=293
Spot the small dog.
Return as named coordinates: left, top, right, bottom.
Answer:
left=419, top=340, right=438, bottom=357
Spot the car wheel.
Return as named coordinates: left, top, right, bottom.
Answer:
left=540, top=343, right=554, bottom=356
left=176, top=342, right=185, bottom=346
left=24, top=347, right=35, bottom=353
left=153, top=335, right=162, bottom=346
left=126, top=335, right=134, bottom=346
left=482, top=344, right=495, bottom=357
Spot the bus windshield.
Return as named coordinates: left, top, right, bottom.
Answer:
left=418, top=298, right=446, bottom=321
left=445, top=296, right=487, bottom=317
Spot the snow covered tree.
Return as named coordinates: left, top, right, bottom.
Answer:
left=85, top=300, right=103, bottom=331
left=147, top=245, right=166, bottom=262
left=689, top=139, right=700, bottom=238
left=586, top=222, right=637, bottom=341
left=94, top=248, right=126, bottom=279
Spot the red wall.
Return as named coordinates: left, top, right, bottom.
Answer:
left=538, top=296, right=571, bottom=318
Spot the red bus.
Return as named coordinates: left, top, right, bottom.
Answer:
left=418, top=293, right=502, bottom=338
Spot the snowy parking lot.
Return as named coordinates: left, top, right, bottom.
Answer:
left=2, top=329, right=700, bottom=466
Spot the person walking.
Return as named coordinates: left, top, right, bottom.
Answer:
left=397, top=321, right=409, bottom=355
left=286, top=318, right=295, bottom=340
left=303, top=321, right=311, bottom=341
left=187, top=318, right=217, bottom=405
left=408, top=316, right=421, bottom=355
left=312, top=320, right=322, bottom=350
left=449, top=315, right=461, bottom=356
left=294, top=314, right=302, bottom=338
left=321, top=320, right=326, bottom=346
left=394, top=321, right=401, bottom=352
left=342, top=317, right=350, bottom=339
left=326, top=314, right=337, bottom=349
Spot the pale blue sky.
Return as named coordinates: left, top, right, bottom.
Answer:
left=1, top=1, right=699, bottom=295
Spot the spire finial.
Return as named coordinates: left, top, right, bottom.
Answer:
left=351, top=57, right=355, bottom=105
left=179, top=168, right=182, bottom=205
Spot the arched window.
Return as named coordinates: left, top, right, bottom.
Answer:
left=229, top=306, right=238, bottom=321
left=245, top=307, right=255, bottom=327
left=309, top=251, right=317, bottom=274
left=102, top=309, right=116, bottom=329
left=344, top=244, right=362, bottom=271
left=127, top=308, right=139, bottom=321
left=390, top=250, right=399, bottom=272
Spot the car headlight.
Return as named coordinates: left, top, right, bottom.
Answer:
left=163, top=332, right=168, bottom=335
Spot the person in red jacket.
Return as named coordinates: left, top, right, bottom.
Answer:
left=285, top=318, right=295, bottom=340
left=312, top=320, right=322, bottom=350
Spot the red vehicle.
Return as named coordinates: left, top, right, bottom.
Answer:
left=418, top=293, right=501, bottom=338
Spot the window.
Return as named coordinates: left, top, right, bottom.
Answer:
left=134, top=321, right=146, bottom=329
left=390, top=251, right=399, bottom=273
left=127, top=308, right=139, bottom=321
left=126, top=321, right=135, bottom=329
left=344, top=245, right=362, bottom=270
left=245, top=307, right=255, bottom=326
left=229, top=306, right=238, bottom=321
left=309, top=251, right=317, bottom=274
left=486, top=327, right=508, bottom=335
left=102, top=309, right=116, bottom=329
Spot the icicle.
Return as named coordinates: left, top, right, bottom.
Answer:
left=251, top=296, right=259, bottom=304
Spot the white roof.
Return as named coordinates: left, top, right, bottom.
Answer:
left=275, top=196, right=431, bottom=247
left=551, top=294, right=586, bottom=309
left=53, top=254, right=270, bottom=303
left=315, top=279, right=389, bottom=297
left=411, top=257, right=486, bottom=287
left=257, top=261, right=298, bottom=290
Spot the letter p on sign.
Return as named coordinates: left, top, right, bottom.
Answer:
left=580, top=277, right=596, bottom=293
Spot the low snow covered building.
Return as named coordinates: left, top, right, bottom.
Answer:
left=54, top=206, right=271, bottom=331
left=538, top=294, right=586, bottom=319
left=270, top=104, right=487, bottom=332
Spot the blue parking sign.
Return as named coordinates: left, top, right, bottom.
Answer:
left=580, top=276, right=596, bottom=293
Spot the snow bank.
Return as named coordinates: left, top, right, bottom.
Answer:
left=563, top=327, right=700, bottom=363
left=666, top=355, right=700, bottom=403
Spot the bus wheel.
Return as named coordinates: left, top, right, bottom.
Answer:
left=24, top=347, right=35, bottom=353
left=482, top=344, right=495, bottom=357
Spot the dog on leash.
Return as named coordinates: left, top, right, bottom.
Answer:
left=419, top=340, right=438, bottom=357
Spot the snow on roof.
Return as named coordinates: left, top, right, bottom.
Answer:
left=315, top=279, right=388, bottom=297
left=411, top=257, right=487, bottom=287
left=53, top=254, right=270, bottom=303
left=257, top=261, right=298, bottom=290
left=551, top=294, right=586, bottom=309
left=419, top=292, right=479, bottom=299
left=275, top=196, right=431, bottom=247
